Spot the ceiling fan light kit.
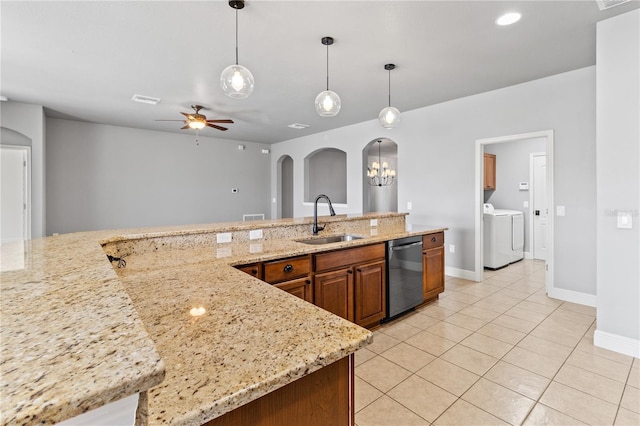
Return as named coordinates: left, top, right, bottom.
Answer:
left=315, top=36, right=341, bottom=117
left=378, top=63, right=401, bottom=129
left=220, top=0, right=254, bottom=99
left=156, top=105, right=234, bottom=133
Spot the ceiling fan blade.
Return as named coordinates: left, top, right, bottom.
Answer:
left=180, top=124, right=191, bottom=130
left=207, top=123, right=228, bottom=131
left=155, top=119, right=185, bottom=122
left=206, top=119, right=234, bottom=123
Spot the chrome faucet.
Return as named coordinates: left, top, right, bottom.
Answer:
left=313, top=194, right=336, bottom=235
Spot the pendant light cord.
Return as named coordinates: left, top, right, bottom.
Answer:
left=235, top=7, right=239, bottom=65
left=326, top=42, right=330, bottom=90
left=388, top=69, right=391, bottom=107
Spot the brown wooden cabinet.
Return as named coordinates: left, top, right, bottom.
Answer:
left=314, top=268, right=354, bottom=321
left=484, top=153, right=496, bottom=190
left=422, top=232, right=445, bottom=302
left=236, top=255, right=313, bottom=303
left=354, top=260, right=386, bottom=328
left=314, top=244, right=386, bottom=328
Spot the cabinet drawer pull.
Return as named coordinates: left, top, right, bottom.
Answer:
left=251, top=269, right=258, bottom=275
left=431, top=237, right=437, bottom=243
left=283, top=264, right=294, bottom=273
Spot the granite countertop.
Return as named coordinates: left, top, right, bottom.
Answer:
left=0, top=213, right=446, bottom=426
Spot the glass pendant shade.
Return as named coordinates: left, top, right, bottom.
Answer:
left=220, top=64, right=254, bottom=99
left=378, top=106, right=401, bottom=129
left=315, top=90, right=341, bottom=117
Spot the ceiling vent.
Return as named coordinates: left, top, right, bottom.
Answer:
left=596, top=0, right=631, bottom=11
left=288, top=123, right=310, bottom=129
left=131, top=94, right=161, bottom=105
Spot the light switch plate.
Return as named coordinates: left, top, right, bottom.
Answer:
left=523, top=201, right=529, bottom=208
left=556, top=206, right=565, bottom=216
left=217, top=232, right=232, bottom=243
left=407, top=201, right=412, bottom=210
left=449, top=244, right=455, bottom=253
left=617, top=212, right=633, bottom=229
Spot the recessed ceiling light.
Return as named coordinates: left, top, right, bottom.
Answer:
left=131, top=94, right=161, bottom=105
left=288, top=123, right=310, bottom=129
left=496, top=12, right=522, bottom=26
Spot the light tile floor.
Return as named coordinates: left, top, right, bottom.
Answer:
left=355, top=260, right=640, bottom=426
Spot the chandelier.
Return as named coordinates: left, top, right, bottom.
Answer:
left=367, top=140, right=396, bottom=186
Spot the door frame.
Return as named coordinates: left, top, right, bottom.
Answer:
left=530, top=152, right=547, bottom=261
left=1, top=144, right=31, bottom=241
left=474, top=130, right=554, bottom=295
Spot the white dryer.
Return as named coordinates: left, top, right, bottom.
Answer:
left=483, top=204, right=524, bottom=269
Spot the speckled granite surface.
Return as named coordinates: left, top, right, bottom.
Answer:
left=1, top=213, right=446, bottom=426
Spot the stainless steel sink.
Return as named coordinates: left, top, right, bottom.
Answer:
left=297, top=234, right=364, bottom=245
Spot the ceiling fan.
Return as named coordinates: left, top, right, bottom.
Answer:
left=156, top=105, right=234, bottom=131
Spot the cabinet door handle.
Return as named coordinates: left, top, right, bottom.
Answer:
left=283, top=264, right=294, bottom=273
left=356, top=268, right=362, bottom=273
left=305, top=279, right=311, bottom=285
left=347, top=269, right=353, bottom=274
left=431, top=237, right=437, bottom=243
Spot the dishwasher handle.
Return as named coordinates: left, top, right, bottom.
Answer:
left=389, top=241, right=423, bottom=252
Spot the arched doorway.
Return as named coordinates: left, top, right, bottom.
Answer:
left=362, top=138, right=398, bottom=213
left=277, top=155, right=294, bottom=218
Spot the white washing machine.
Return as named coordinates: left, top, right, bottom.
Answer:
left=483, top=204, right=524, bottom=269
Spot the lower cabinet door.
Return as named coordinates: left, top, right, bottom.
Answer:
left=314, top=268, right=354, bottom=322
left=274, top=277, right=313, bottom=303
left=354, top=260, right=386, bottom=328
left=423, top=246, right=445, bottom=301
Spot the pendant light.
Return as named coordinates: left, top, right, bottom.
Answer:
left=367, top=140, right=396, bottom=186
left=378, top=64, right=400, bottom=129
left=315, top=36, right=341, bottom=117
left=220, top=0, right=254, bottom=99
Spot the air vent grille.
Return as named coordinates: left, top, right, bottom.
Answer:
left=131, top=94, right=161, bottom=105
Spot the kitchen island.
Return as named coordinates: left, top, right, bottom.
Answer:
left=1, top=213, right=446, bottom=425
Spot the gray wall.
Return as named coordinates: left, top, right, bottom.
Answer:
left=484, top=137, right=546, bottom=255
left=46, top=118, right=271, bottom=233
left=271, top=66, right=597, bottom=298
left=0, top=102, right=46, bottom=238
left=595, top=10, right=639, bottom=352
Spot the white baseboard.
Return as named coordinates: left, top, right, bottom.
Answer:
left=445, top=266, right=478, bottom=281
left=594, top=330, right=640, bottom=358
left=547, top=287, right=597, bottom=307
left=524, top=251, right=533, bottom=260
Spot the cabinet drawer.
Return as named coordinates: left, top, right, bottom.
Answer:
left=263, top=255, right=311, bottom=284
left=423, top=232, right=444, bottom=249
left=236, top=263, right=262, bottom=280
left=314, top=243, right=385, bottom=273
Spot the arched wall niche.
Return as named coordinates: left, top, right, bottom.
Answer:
left=277, top=155, right=294, bottom=218
left=304, top=148, right=347, bottom=204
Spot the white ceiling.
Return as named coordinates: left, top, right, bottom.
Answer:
left=1, top=1, right=638, bottom=144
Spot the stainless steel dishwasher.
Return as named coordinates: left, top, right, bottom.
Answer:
left=384, top=236, right=424, bottom=321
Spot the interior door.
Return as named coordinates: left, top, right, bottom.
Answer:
left=532, top=154, right=547, bottom=260
left=1, top=146, right=30, bottom=244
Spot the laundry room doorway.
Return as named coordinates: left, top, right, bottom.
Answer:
left=475, top=130, right=554, bottom=295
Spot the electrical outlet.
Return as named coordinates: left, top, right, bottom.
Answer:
left=216, top=232, right=232, bottom=243
left=523, top=201, right=529, bottom=208
left=617, top=212, right=633, bottom=229
left=249, top=229, right=263, bottom=240
left=556, top=206, right=565, bottom=216
left=407, top=201, right=412, bottom=210
left=370, top=219, right=378, bottom=227
left=449, top=244, right=455, bottom=253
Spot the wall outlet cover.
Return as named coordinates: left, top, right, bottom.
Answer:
left=449, top=244, right=455, bottom=253
left=216, top=232, right=232, bottom=243
left=370, top=219, right=378, bottom=227
left=249, top=229, right=263, bottom=240
left=556, top=206, right=565, bottom=216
